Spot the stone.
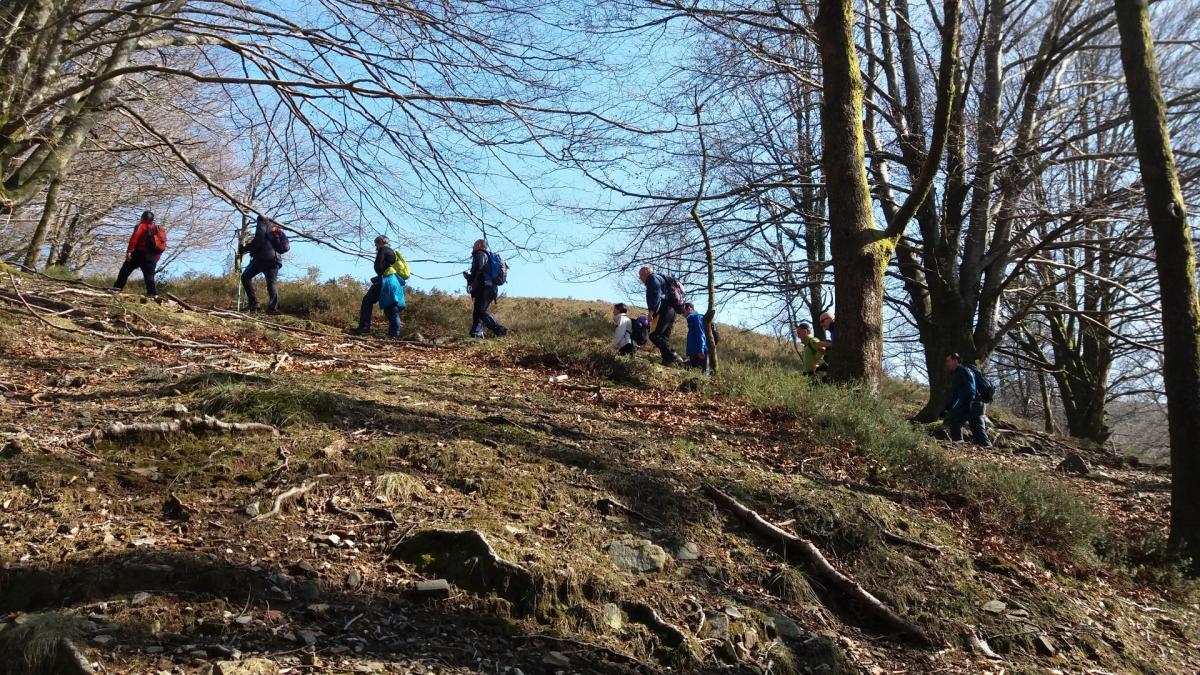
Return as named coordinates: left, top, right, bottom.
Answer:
left=165, top=403, right=190, bottom=418
left=346, top=569, right=363, bottom=588
left=543, top=651, right=571, bottom=667
left=601, top=603, right=624, bottom=630
left=767, top=612, right=805, bottom=640
left=144, top=646, right=164, bottom=654
left=742, top=628, right=759, bottom=650
left=297, top=629, right=319, bottom=646
left=1013, top=445, right=1038, bottom=456
left=213, top=658, right=280, bottom=675
left=306, top=603, right=332, bottom=617
left=1035, top=634, right=1057, bottom=656
left=675, top=542, right=701, bottom=561
left=415, top=579, right=451, bottom=599
left=130, top=591, right=152, bottom=606
left=1, top=436, right=26, bottom=458
left=297, top=579, right=321, bottom=601
left=981, top=600, right=1007, bottom=614
left=608, top=538, right=669, bottom=573
left=92, top=634, right=114, bottom=645
left=1056, top=452, right=1089, bottom=476
left=702, top=612, right=730, bottom=640
left=724, top=606, right=744, bottom=619
left=244, top=502, right=261, bottom=517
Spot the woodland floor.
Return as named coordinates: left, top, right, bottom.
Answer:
left=0, top=271, right=1196, bottom=675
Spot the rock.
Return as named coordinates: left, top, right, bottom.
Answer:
left=608, top=538, right=669, bottom=573
left=601, top=603, right=624, bottom=630
left=543, top=651, right=571, bottom=667
left=675, top=541, right=701, bottom=561
left=164, top=403, right=190, bottom=418
left=414, top=579, right=451, bottom=599
left=767, top=612, right=805, bottom=640
left=724, top=606, right=744, bottom=619
left=163, top=494, right=190, bottom=522
left=1035, top=634, right=1057, bottom=656
left=1013, top=445, right=1038, bottom=456
left=144, top=645, right=164, bottom=654
left=297, top=629, right=319, bottom=646
left=1056, top=452, right=1089, bottom=476
left=213, top=658, right=280, bottom=675
left=244, top=502, right=261, bottom=517
left=306, top=603, right=332, bottom=617
left=742, top=628, right=759, bottom=650
left=702, top=612, right=730, bottom=640
left=345, top=569, right=363, bottom=588
left=981, top=600, right=1007, bottom=614
left=294, top=560, right=317, bottom=576
left=92, top=634, right=114, bottom=645
left=391, top=529, right=535, bottom=611
left=1, top=435, right=27, bottom=458
left=296, top=580, right=321, bottom=601
left=130, top=591, right=152, bottom=606
left=311, top=533, right=341, bottom=547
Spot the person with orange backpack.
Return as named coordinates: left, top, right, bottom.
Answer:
left=113, top=210, right=167, bottom=298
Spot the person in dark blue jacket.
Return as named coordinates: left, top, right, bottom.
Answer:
left=463, top=239, right=508, bottom=338
left=239, top=215, right=284, bottom=314
left=940, top=352, right=992, bottom=447
left=682, top=303, right=709, bottom=373
left=638, top=266, right=681, bottom=365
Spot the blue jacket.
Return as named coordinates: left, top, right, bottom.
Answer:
left=944, top=365, right=977, bottom=414
left=644, top=273, right=667, bottom=314
left=685, top=310, right=708, bottom=357
left=379, top=274, right=405, bottom=309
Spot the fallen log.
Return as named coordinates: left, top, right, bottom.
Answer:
left=703, top=484, right=933, bottom=646
left=86, top=416, right=279, bottom=443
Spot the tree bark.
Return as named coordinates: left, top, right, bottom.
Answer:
left=1114, top=0, right=1200, bottom=568
left=21, top=174, right=62, bottom=268
left=816, top=0, right=886, bottom=386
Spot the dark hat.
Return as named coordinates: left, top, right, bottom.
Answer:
left=141, top=210, right=154, bottom=222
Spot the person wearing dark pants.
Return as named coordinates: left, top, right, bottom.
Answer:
left=683, top=302, right=710, bottom=374
left=114, top=211, right=165, bottom=297
left=354, top=236, right=407, bottom=337
left=940, top=352, right=993, bottom=448
left=464, top=239, right=507, bottom=338
left=239, top=215, right=283, bottom=314
left=639, top=266, right=681, bottom=365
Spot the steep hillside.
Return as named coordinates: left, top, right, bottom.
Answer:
left=0, top=270, right=1194, bottom=675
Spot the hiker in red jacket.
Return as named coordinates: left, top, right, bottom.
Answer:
left=113, top=211, right=167, bottom=297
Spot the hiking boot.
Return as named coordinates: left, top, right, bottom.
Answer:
left=494, top=327, right=509, bottom=337
left=661, top=353, right=679, bottom=367
left=266, top=308, right=282, bottom=316
left=349, top=327, right=370, bottom=336
left=245, top=304, right=260, bottom=313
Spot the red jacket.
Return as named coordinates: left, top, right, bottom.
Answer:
left=127, top=220, right=165, bottom=260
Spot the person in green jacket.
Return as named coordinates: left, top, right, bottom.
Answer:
left=795, top=322, right=827, bottom=375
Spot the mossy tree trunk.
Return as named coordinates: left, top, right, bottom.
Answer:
left=1114, top=0, right=1200, bottom=568
left=691, top=99, right=719, bottom=374
left=21, top=174, right=62, bottom=268
left=817, top=0, right=959, bottom=389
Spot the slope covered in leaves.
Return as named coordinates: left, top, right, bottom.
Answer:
left=0, top=270, right=1195, bottom=674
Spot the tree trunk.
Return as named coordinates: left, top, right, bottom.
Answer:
left=21, top=174, right=62, bottom=268
left=1038, top=370, right=1056, bottom=434
left=816, top=0, right=887, bottom=387
left=1114, top=0, right=1200, bottom=569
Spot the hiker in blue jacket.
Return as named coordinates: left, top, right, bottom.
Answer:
left=683, top=302, right=709, bottom=373
left=940, top=352, right=992, bottom=447
left=464, top=239, right=508, bottom=338
left=639, top=266, right=681, bottom=365
left=352, top=236, right=407, bottom=338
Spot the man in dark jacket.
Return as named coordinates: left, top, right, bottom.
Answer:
left=353, top=235, right=405, bottom=337
left=940, top=352, right=992, bottom=447
left=463, top=239, right=507, bottom=338
left=114, top=210, right=165, bottom=297
left=639, top=266, right=681, bottom=365
left=239, top=215, right=282, bottom=314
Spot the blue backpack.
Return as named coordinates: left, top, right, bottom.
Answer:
left=966, top=364, right=995, bottom=403
left=486, top=252, right=508, bottom=286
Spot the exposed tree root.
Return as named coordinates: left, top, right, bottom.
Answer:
left=253, top=481, right=319, bottom=522
left=597, top=497, right=662, bottom=526
left=704, top=484, right=934, bottom=646
left=622, top=601, right=692, bottom=651
left=85, top=416, right=279, bottom=443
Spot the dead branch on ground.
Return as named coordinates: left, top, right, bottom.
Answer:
left=86, top=416, right=279, bottom=443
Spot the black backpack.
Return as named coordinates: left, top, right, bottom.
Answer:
left=966, top=364, right=995, bottom=403
left=270, top=228, right=291, bottom=254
